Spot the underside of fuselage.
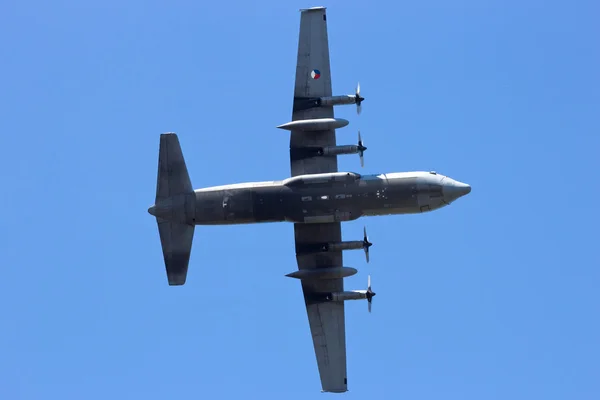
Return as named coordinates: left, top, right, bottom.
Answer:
left=146, top=134, right=471, bottom=287
left=153, top=170, right=470, bottom=226
left=146, top=7, right=474, bottom=393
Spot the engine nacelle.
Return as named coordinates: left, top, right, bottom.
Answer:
left=324, top=240, right=364, bottom=252
left=296, top=234, right=371, bottom=255
left=308, top=275, right=375, bottom=309
left=326, top=290, right=368, bottom=302
left=319, top=145, right=359, bottom=156
left=318, top=95, right=356, bottom=106
left=292, top=94, right=359, bottom=111
left=290, top=145, right=359, bottom=161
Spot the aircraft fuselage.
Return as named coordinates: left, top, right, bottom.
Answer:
left=148, top=171, right=471, bottom=226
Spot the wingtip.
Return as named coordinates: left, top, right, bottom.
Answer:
left=300, top=6, right=326, bottom=12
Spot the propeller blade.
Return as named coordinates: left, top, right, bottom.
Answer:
left=367, top=274, right=375, bottom=313
left=355, top=82, right=363, bottom=114
left=358, top=131, right=365, bottom=167
left=363, top=226, right=371, bottom=263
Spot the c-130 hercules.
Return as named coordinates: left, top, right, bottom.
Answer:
left=148, top=6, right=471, bottom=394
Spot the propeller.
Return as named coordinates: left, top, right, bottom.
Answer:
left=357, top=131, right=367, bottom=167
left=363, top=226, right=372, bottom=263
left=355, top=82, right=365, bottom=114
left=366, top=275, right=376, bottom=313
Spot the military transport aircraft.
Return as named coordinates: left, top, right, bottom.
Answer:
left=147, top=6, right=471, bottom=393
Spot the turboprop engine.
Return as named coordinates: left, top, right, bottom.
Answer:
left=289, top=131, right=367, bottom=167
left=318, top=82, right=365, bottom=114
left=324, top=275, right=376, bottom=312
left=304, top=226, right=372, bottom=262
left=330, top=226, right=371, bottom=261
left=292, top=83, right=365, bottom=114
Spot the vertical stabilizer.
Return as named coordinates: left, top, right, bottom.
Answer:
left=150, top=133, right=195, bottom=286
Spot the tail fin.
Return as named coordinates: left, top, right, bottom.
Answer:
left=151, top=133, right=195, bottom=286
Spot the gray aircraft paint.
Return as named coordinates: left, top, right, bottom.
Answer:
left=148, top=6, right=472, bottom=394
left=148, top=170, right=471, bottom=226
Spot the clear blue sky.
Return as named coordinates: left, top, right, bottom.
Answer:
left=2, top=0, right=599, bottom=398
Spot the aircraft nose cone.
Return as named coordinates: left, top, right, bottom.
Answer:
left=442, top=179, right=471, bottom=203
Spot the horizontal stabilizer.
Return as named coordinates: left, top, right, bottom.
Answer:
left=156, top=133, right=192, bottom=201
left=157, top=218, right=195, bottom=286
left=151, top=132, right=195, bottom=286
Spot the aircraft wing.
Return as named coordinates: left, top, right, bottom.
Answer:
left=294, top=223, right=348, bottom=393
left=288, top=7, right=348, bottom=393
left=290, top=7, right=338, bottom=177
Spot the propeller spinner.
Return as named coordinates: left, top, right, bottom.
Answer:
left=363, top=226, right=373, bottom=263
left=355, top=82, right=365, bottom=115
